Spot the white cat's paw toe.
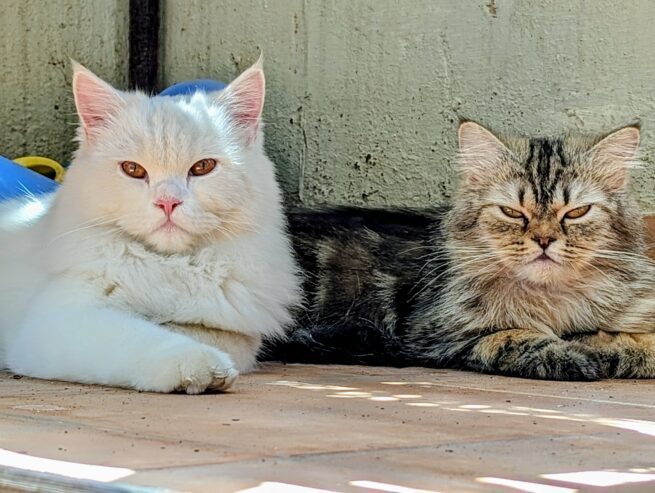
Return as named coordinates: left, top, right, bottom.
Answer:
left=206, top=366, right=239, bottom=392
left=179, top=363, right=238, bottom=394
left=143, top=343, right=237, bottom=394
left=176, top=347, right=237, bottom=394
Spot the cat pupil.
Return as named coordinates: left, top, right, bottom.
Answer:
left=500, top=206, right=523, bottom=219
left=190, top=158, right=217, bottom=176
left=565, top=205, right=591, bottom=219
left=121, top=161, right=146, bottom=179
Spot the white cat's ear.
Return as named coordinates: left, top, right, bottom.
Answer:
left=589, top=125, right=640, bottom=191
left=72, top=61, right=125, bottom=141
left=216, top=56, right=265, bottom=145
left=457, top=121, right=509, bottom=186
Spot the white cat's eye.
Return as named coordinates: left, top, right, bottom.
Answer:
left=189, top=158, right=217, bottom=177
left=564, top=204, right=592, bottom=219
left=120, top=161, right=147, bottom=179
left=500, top=206, right=524, bottom=219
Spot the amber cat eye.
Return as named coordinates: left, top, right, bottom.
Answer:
left=564, top=205, right=591, bottom=219
left=500, top=206, right=524, bottom=219
left=189, top=158, right=217, bottom=177
left=120, top=161, right=147, bottom=179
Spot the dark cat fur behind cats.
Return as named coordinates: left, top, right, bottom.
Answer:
left=262, top=123, right=655, bottom=381
left=272, top=206, right=445, bottom=367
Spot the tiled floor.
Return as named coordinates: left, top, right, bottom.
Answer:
left=1, top=364, right=654, bottom=492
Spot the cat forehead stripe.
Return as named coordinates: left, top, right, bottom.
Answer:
left=524, top=138, right=568, bottom=205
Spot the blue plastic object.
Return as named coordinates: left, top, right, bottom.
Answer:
left=0, top=79, right=228, bottom=201
left=0, top=155, right=59, bottom=200
left=159, top=79, right=227, bottom=97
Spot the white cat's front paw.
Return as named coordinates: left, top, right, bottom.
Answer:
left=181, top=363, right=239, bottom=395
left=140, top=343, right=239, bottom=394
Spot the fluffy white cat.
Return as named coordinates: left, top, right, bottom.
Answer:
left=0, top=60, right=301, bottom=393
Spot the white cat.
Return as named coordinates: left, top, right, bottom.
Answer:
left=0, top=59, right=301, bottom=393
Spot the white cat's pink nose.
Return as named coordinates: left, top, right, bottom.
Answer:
left=154, top=197, right=183, bottom=218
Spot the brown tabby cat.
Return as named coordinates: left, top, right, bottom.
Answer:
left=264, top=122, right=655, bottom=380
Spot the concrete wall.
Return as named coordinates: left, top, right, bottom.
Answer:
left=162, top=0, right=655, bottom=211
left=4, top=1, right=655, bottom=211
left=0, top=0, right=128, bottom=163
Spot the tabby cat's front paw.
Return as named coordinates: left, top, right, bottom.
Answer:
left=526, top=342, right=603, bottom=381
left=575, top=332, right=655, bottom=379
left=138, top=343, right=239, bottom=394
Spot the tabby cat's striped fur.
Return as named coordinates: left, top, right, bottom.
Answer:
left=264, top=122, right=655, bottom=380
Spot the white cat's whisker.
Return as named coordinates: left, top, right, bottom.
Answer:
left=46, top=217, right=119, bottom=246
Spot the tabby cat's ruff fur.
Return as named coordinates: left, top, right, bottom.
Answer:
left=266, top=123, right=655, bottom=380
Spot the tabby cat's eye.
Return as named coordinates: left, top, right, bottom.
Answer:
left=120, top=161, right=147, bottom=179
left=500, top=206, right=524, bottom=219
left=564, top=205, right=591, bottom=219
left=189, top=158, right=217, bottom=177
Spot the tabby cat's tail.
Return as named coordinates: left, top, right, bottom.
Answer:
left=259, top=325, right=406, bottom=367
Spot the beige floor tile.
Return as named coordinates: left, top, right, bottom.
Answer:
left=1, top=364, right=654, bottom=492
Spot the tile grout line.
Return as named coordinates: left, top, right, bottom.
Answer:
left=133, top=429, right=648, bottom=475
left=0, top=412, right=253, bottom=460
left=415, top=381, right=655, bottom=408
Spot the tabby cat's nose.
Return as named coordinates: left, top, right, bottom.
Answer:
left=532, top=235, right=556, bottom=249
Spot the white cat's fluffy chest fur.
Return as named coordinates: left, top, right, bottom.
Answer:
left=55, top=226, right=296, bottom=338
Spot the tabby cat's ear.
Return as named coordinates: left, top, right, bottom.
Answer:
left=457, top=121, right=509, bottom=186
left=588, top=125, right=640, bottom=191
left=72, top=62, right=125, bottom=142
left=215, top=55, right=265, bottom=146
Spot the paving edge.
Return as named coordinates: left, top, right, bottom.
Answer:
left=0, top=466, right=177, bottom=493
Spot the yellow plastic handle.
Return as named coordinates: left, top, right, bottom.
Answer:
left=13, top=156, right=65, bottom=183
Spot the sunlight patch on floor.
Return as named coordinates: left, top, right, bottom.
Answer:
left=541, top=470, right=655, bottom=487
left=478, top=467, right=655, bottom=492
left=267, top=381, right=358, bottom=391
left=268, top=378, right=655, bottom=441
left=595, top=418, right=655, bottom=437
left=477, top=477, right=577, bottom=493
left=350, top=479, right=442, bottom=493
left=380, top=380, right=655, bottom=408
left=236, top=482, right=340, bottom=493
left=0, top=448, right=134, bottom=482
